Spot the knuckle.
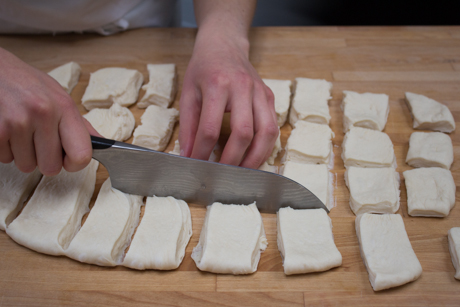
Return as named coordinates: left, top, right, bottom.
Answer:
left=209, top=72, right=231, bottom=90
left=40, top=163, right=62, bottom=176
left=234, top=125, right=254, bottom=144
left=15, top=161, right=37, bottom=174
left=265, top=86, right=275, bottom=106
left=30, top=98, right=54, bottom=119
left=199, top=122, right=220, bottom=143
left=265, top=123, right=279, bottom=139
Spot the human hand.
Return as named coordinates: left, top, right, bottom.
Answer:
left=0, top=48, right=94, bottom=176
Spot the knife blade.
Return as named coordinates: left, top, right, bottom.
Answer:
left=91, top=136, right=328, bottom=214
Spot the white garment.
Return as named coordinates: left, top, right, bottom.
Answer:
left=0, top=0, right=176, bottom=35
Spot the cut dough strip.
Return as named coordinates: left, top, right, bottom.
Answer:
left=138, top=63, right=177, bottom=109
left=123, top=196, right=192, bottom=270
left=448, top=227, right=460, bottom=280
left=48, top=61, right=81, bottom=94
left=263, top=79, right=292, bottom=127
left=406, top=132, right=453, bottom=170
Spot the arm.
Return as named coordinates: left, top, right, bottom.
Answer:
left=179, top=0, right=278, bottom=169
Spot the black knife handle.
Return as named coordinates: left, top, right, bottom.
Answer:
left=91, top=135, right=116, bottom=150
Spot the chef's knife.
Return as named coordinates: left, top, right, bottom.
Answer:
left=91, top=136, right=328, bottom=214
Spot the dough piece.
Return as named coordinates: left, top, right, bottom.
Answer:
left=259, top=162, right=278, bottom=173
left=342, top=127, right=396, bottom=168
left=0, top=162, right=42, bottom=230
left=341, top=91, right=389, bottom=132
left=81, top=67, right=144, bottom=110
left=138, top=64, right=178, bottom=109
left=123, top=196, right=192, bottom=270
left=6, top=160, right=99, bottom=256
left=263, top=79, right=292, bottom=127
left=83, top=103, right=135, bottom=141
left=277, top=207, right=341, bottom=275
left=403, top=167, right=455, bottom=217
left=448, top=227, right=460, bottom=280
left=345, top=167, right=400, bottom=215
left=289, top=78, right=332, bottom=125
left=191, top=202, right=267, bottom=275
left=267, top=128, right=281, bottom=165
left=65, top=178, right=143, bottom=266
left=281, top=162, right=330, bottom=210
left=48, top=61, right=81, bottom=94
left=168, top=140, right=181, bottom=155
left=405, top=92, right=455, bottom=133
left=284, top=121, right=334, bottom=164
left=132, top=105, right=179, bottom=151
left=356, top=213, right=422, bottom=291
left=406, top=132, right=453, bottom=169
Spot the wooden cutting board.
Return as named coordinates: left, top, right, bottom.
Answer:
left=0, top=26, right=459, bottom=306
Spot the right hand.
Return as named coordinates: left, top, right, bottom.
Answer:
left=0, top=48, right=95, bottom=176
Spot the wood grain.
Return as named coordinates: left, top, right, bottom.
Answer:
left=1, top=26, right=460, bottom=306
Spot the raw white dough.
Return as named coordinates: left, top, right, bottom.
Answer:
left=356, top=213, right=422, bottom=291
left=345, top=167, right=400, bottom=215
left=132, top=105, right=179, bottom=151
left=0, top=162, right=42, bottom=230
left=284, top=121, right=334, bottom=164
left=263, top=79, right=292, bottom=127
left=191, top=202, right=268, bottom=275
left=341, top=91, right=389, bottom=132
left=289, top=78, right=332, bottom=125
left=281, top=162, right=330, bottom=210
left=65, top=178, right=143, bottom=266
left=48, top=61, right=81, bottom=94
left=168, top=140, right=181, bottom=155
left=448, top=227, right=460, bottom=280
left=6, top=160, right=99, bottom=256
left=138, top=64, right=177, bottom=109
left=82, top=67, right=144, bottom=110
left=406, top=132, right=453, bottom=169
left=123, top=196, right=192, bottom=270
left=83, top=103, right=135, bottom=141
left=405, top=92, right=455, bottom=133
left=267, top=127, right=281, bottom=165
left=342, top=127, right=396, bottom=168
left=277, top=207, right=342, bottom=275
left=403, top=167, right=455, bottom=217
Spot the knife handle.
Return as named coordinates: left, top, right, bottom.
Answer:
left=91, top=136, right=115, bottom=150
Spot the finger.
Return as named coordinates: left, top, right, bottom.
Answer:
left=178, top=86, right=202, bottom=157
left=34, top=124, right=62, bottom=176
left=0, top=127, right=13, bottom=163
left=9, top=123, right=37, bottom=173
left=82, top=118, right=103, bottom=138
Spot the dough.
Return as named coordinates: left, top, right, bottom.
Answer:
left=191, top=202, right=267, bottom=275
left=267, top=127, right=281, bottom=165
left=342, top=127, right=396, bottom=168
left=123, top=196, right=192, bottom=270
left=0, top=162, right=42, bottom=230
left=65, top=178, right=143, bottom=266
left=284, top=121, right=334, bottom=164
left=6, top=160, right=99, bottom=256
left=167, top=139, right=220, bottom=162
left=281, top=162, right=330, bottom=210
left=138, top=64, right=177, bottom=109
left=82, top=67, right=144, bottom=110
left=356, top=213, right=422, bottom=291
left=403, top=167, right=455, bottom=217
left=263, top=79, right=292, bottom=127
left=345, top=167, right=400, bottom=215
left=277, top=207, right=341, bottom=275
left=83, top=103, right=135, bottom=141
left=341, top=91, right=389, bottom=132
left=289, top=78, right=332, bottom=125
left=132, top=105, right=179, bottom=151
left=405, top=92, right=455, bottom=133
left=258, top=162, right=278, bottom=173
left=448, top=227, right=460, bottom=280
left=48, top=61, right=81, bottom=94
left=406, top=132, right=453, bottom=169
left=168, top=140, right=181, bottom=155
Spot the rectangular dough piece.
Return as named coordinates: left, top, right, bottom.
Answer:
left=82, top=67, right=144, bottom=110
left=191, top=202, right=268, bottom=275
left=448, top=227, right=460, bottom=280
left=138, top=64, right=178, bottom=109
left=345, top=167, right=400, bottom=215
left=281, top=162, right=330, bottom=210
left=6, top=160, right=99, bottom=256
left=289, top=78, right=332, bottom=126
left=262, top=79, right=292, bottom=127
left=405, top=92, right=455, bottom=133
left=277, top=207, right=341, bottom=275
left=0, top=162, right=42, bottom=230
left=406, top=132, right=453, bottom=170
left=123, top=196, right=192, bottom=270
left=356, top=213, right=422, bottom=291
left=403, top=167, right=455, bottom=217
left=132, top=105, right=179, bottom=151
left=283, top=121, right=334, bottom=165
left=48, top=61, right=81, bottom=94
left=83, top=103, right=135, bottom=141
left=342, top=127, right=396, bottom=168
left=341, top=91, right=389, bottom=132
